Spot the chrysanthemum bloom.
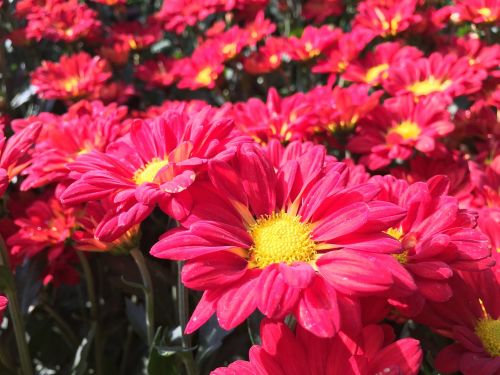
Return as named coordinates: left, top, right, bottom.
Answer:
left=21, top=101, right=128, bottom=190
left=0, top=296, right=7, bottom=320
left=151, top=144, right=413, bottom=337
left=7, top=192, right=79, bottom=286
left=212, top=320, right=423, bottom=374
left=478, top=208, right=500, bottom=261
left=454, top=0, right=499, bottom=23
left=26, top=0, right=101, bottom=42
left=287, top=26, right=340, bottom=61
left=391, top=152, right=474, bottom=205
left=243, top=37, right=288, bottom=75
left=416, top=271, right=500, bottom=375
left=0, top=122, right=42, bottom=196
left=135, top=56, right=178, bottom=88
left=352, top=0, right=421, bottom=38
left=108, top=19, right=162, bottom=51
left=135, top=100, right=209, bottom=119
left=72, top=201, right=140, bottom=253
left=31, top=52, right=112, bottom=101
left=308, top=84, right=383, bottom=134
left=201, top=26, right=250, bottom=61
left=243, top=10, right=276, bottom=46
left=175, top=47, right=225, bottom=90
left=371, top=175, right=492, bottom=315
left=313, top=30, right=373, bottom=82
left=302, top=0, right=343, bottom=23
left=227, top=88, right=317, bottom=143
left=155, top=0, right=224, bottom=33
left=469, top=154, right=500, bottom=209
left=348, top=95, right=454, bottom=170
left=61, top=106, right=245, bottom=241
left=444, top=36, right=500, bottom=76
left=383, top=52, right=486, bottom=100
left=343, top=42, right=423, bottom=86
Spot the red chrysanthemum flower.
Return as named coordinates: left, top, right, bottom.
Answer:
left=353, top=0, right=421, bottom=38
left=371, top=174, right=492, bottom=315
left=31, top=52, right=112, bottom=101
left=135, top=56, right=178, bottom=88
left=212, top=320, right=423, bottom=375
left=287, top=25, right=340, bottom=61
left=175, top=47, right=225, bottom=90
left=416, top=271, right=500, bottom=375
left=0, top=122, right=42, bottom=196
left=348, top=95, right=454, bottom=170
left=444, top=36, right=500, bottom=76
left=151, top=143, right=413, bottom=337
left=61, top=106, right=244, bottom=241
left=200, top=26, right=250, bottom=61
left=26, top=0, right=101, bottom=42
left=243, top=37, right=287, bottom=75
left=6, top=192, right=79, bottom=286
left=383, top=52, right=486, bottom=100
left=107, top=19, right=162, bottom=51
left=227, top=88, right=317, bottom=143
left=156, top=0, right=225, bottom=33
left=343, top=42, right=423, bottom=86
left=302, top=0, right=343, bottom=23
left=313, top=29, right=373, bottom=83
left=454, top=0, right=499, bottom=23
left=243, top=10, right=276, bottom=46
left=21, top=101, right=127, bottom=190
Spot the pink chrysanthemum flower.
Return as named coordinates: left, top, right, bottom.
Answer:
left=26, top=0, right=101, bottom=42
left=454, top=0, right=499, bottom=23
left=0, top=122, right=42, bottom=196
left=348, top=95, right=455, bottom=170
left=416, top=271, right=500, bottom=375
left=151, top=143, right=414, bottom=337
left=135, top=56, right=178, bottom=88
left=371, top=175, right=492, bottom=315
left=175, top=47, right=225, bottom=90
left=31, top=52, right=112, bottom=101
left=353, top=0, right=421, bottom=38
left=384, top=52, right=486, bottom=100
left=302, top=0, right=343, bottom=23
left=343, top=42, right=423, bottom=86
left=286, top=26, right=340, bottom=61
left=21, top=101, right=128, bottom=190
left=61, top=106, right=245, bottom=241
left=212, top=320, right=423, bottom=375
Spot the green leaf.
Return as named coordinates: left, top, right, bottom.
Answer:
left=147, top=328, right=179, bottom=375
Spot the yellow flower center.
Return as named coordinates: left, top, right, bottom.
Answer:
left=389, top=120, right=421, bottom=140
left=129, top=39, right=138, bottom=50
left=222, top=43, right=237, bottom=58
left=387, top=227, right=404, bottom=241
left=269, top=55, right=279, bottom=65
left=365, top=63, right=389, bottom=83
left=407, top=76, right=452, bottom=96
left=475, top=318, right=500, bottom=357
left=478, top=7, right=494, bottom=21
left=195, top=67, right=215, bottom=86
left=248, top=212, right=317, bottom=268
left=133, top=158, right=169, bottom=185
left=63, top=77, right=79, bottom=95
left=304, top=42, right=321, bottom=58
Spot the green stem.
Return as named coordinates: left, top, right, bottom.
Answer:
left=177, top=261, right=197, bottom=375
left=0, top=235, right=33, bottom=375
left=76, top=251, right=104, bottom=375
left=130, top=248, right=155, bottom=347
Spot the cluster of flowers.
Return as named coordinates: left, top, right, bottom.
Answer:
left=0, top=0, right=499, bottom=373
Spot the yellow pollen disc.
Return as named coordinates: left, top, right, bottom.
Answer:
left=386, top=227, right=404, bottom=241
left=222, top=43, right=237, bottom=58
left=478, top=7, right=494, bottom=21
left=393, top=250, right=409, bottom=265
left=304, top=42, right=320, bottom=58
left=337, top=60, right=348, bottom=72
left=269, top=55, right=279, bottom=65
left=407, top=76, right=452, bottom=96
left=475, top=318, right=500, bottom=357
left=248, top=212, right=317, bottom=268
left=195, top=67, right=215, bottom=86
left=365, top=63, right=389, bottom=83
left=129, top=39, right=138, bottom=50
left=63, top=77, right=79, bottom=94
left=133, top=158, right=169, bottom=185
left=389, top=120, right=421, bottom=140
